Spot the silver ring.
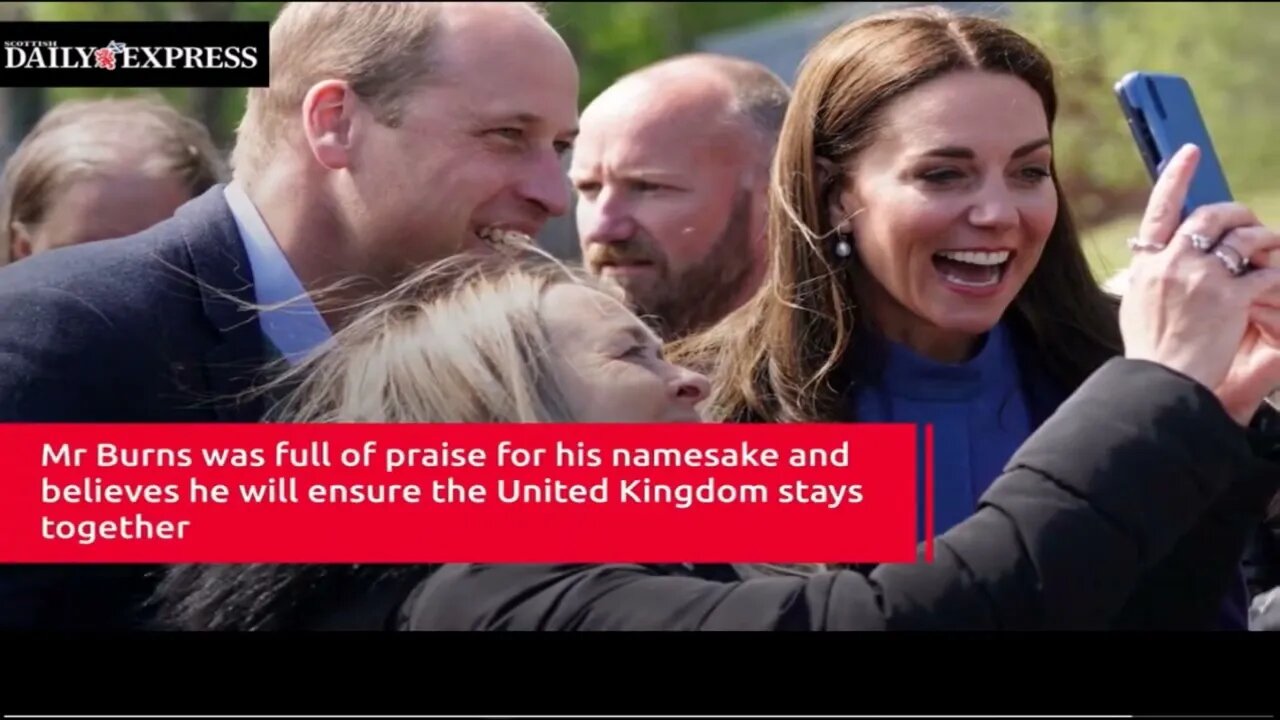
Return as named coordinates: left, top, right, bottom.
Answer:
left=1212, top=243, right=1248, bottom=276
left=1126, top=236, right=1164, bottom=252
left=1189, top=232, right=1215, bottom=252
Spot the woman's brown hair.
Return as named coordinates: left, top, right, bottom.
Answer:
left=1, top=95, right=228, bottom=263
left=669, top=5, right=1121, bottom=423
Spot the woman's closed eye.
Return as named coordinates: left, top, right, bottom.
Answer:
left=619, top=338, right=668, bottom=362
left=608, top=325, right=664, bottom=362
left=619, top=343, right=651, bottom=360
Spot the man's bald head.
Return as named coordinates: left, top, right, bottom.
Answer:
left=571, top=54, right=789, bottom=339
left=587, top=53, right=790, bottom=175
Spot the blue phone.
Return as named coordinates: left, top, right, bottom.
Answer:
left=1114, top=71, right=1233, bottom=218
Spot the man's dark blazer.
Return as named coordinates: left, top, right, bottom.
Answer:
left=0, top=184, right=271, bottom=629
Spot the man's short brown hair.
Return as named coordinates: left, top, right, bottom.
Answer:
left=231, top=1, right=547, bottom=178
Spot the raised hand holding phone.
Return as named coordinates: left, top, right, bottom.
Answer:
left=1121, top=143, right=1280, bottom=424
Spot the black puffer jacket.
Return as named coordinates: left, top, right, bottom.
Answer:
left=400, top=358, right=1280, bottom=631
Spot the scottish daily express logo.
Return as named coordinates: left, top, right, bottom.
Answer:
left=4, top=39, right=260, bottom=71
left=0, top=22, right=269, bottom=88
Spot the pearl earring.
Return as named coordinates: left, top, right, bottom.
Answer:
left=834, top=234, right=852, bottom=258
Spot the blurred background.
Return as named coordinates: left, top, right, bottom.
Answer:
left=3, top=0, right=1277, bottom=282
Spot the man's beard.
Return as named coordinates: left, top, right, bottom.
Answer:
left=586, top=189, right=758, bottom=340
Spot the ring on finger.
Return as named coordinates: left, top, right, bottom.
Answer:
left=1212, top=242, right=1249, bottom=276
left=1126, top=236, right=1165, bottom=252
left=1188, top=232, right=1216, bottom=252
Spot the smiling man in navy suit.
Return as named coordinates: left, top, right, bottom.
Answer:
left=0, top=0, right=580, bottom=629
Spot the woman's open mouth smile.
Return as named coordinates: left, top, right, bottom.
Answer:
left=932, top=249, right=1014, bottom=297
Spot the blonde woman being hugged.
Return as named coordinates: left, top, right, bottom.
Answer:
left=150, top=245, right=708, bottom=630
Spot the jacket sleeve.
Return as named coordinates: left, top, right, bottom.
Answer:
left=0, top=284, right=128, bottom=421
left=403, top=358, right=1280, bottom=631
left=0, top=280, right=154, bottom=629
left=1112, top=404, right=1280, bottom=629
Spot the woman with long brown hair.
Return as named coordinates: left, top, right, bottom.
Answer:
left=674, top=7, right=1112, bottom=466
left=667, top=5, right=1280, bottom=629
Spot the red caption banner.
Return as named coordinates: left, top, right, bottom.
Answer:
left=0, top=423, right=925, bottom=564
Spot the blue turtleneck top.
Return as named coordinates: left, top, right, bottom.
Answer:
left=852, top=321, right=1032, bottom=537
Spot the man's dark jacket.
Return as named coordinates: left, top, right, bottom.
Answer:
left=0, top=185, right=269, bottom=629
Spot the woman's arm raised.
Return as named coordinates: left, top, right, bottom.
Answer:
left=400, top=356, right=1275, bottom=631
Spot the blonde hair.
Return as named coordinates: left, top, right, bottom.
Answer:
left=263, top=242, right=608, bottom=425
left=231, top=1, right=546, bottom=179
left=1, top=95, right=227, bottom=262
left=259, top=242, right=827, bottom=577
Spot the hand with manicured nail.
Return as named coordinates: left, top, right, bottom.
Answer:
left=1121, top=144, right=1280, bottom=425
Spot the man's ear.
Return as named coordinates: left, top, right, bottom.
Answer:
left=301, top=80, right=358, bottom=171
left=814, top=155, right=854, bottom=233
left=9, top=221, right=33, bottom=261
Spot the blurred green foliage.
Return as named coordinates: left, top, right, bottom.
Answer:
left=548, top=2, right=823, bottom=105
left=1009, top=1, right=1280, bottom=225
left=10, top=1, right=1280, bottom=231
